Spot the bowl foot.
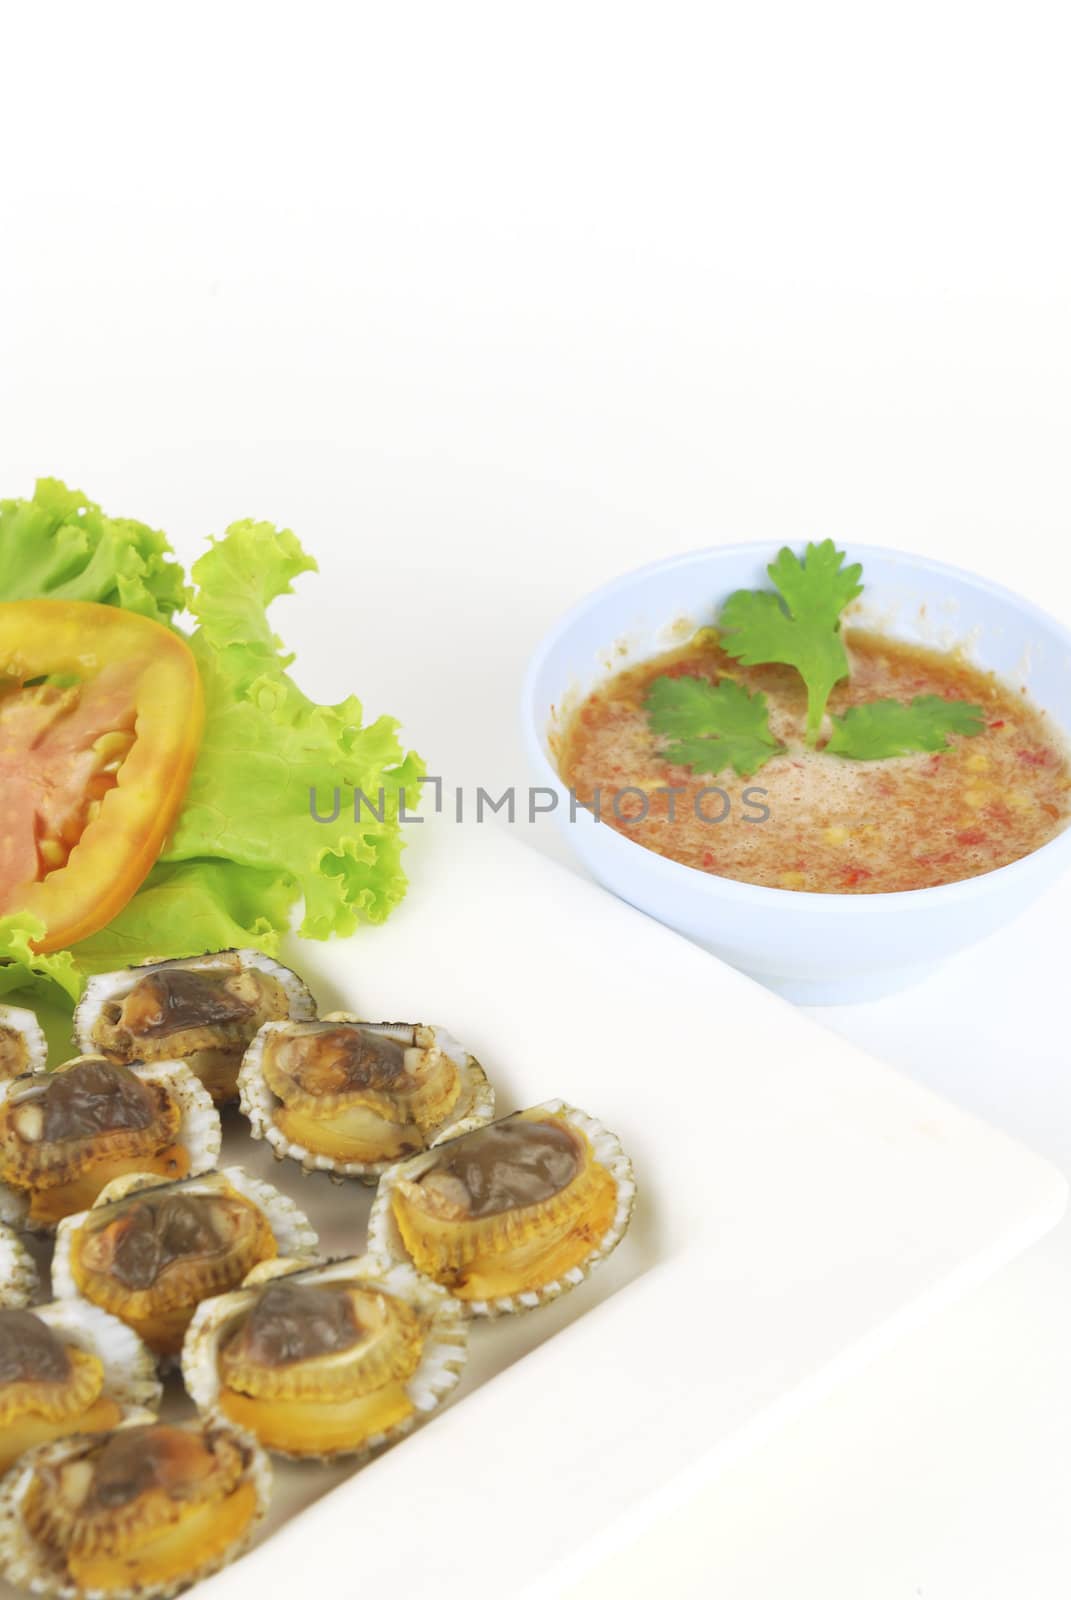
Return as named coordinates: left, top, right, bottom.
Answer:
left=747, top=962, right=936, bottom=1006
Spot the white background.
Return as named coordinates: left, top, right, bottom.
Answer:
left=3, top=3, right=1071, bottom=1594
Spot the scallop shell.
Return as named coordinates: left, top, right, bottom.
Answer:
left=0, top=1302, right=161, bottom=1476
left=26, top=1301, right=163, bottom=1411
left=182, top=1252, right=468, bottom=1462
left=0, top=1222, right=37, bottom=1309
left=74, top=950, right=318, bottom=1104
left=367, top=1099, right=636, bottom=1318
left=0, top=1057, right=221, bottom=1234
left=0, top=1415, right=270, bottom=1600
left=51, top=1167, right=320, bottom=1360
left=0, top=1005, right=47, bottom=1083
left=240, top=1254, right=322, bottom=1288
left=239, top=1015, right=495, bottom=1180
left=65, top=1166, right=322, bottom=1259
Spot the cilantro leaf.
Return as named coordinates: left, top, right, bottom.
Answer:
left=826, top=696, right=986, bottom=759
left=719, top=541, right=863, bottom=745
left=645, top=674, right=785, bottom=777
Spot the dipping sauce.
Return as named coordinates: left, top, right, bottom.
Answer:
left=559, top=630, right=1071, bottom=894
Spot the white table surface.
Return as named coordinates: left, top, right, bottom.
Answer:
left=3, top=4, right=1071, bottom=1592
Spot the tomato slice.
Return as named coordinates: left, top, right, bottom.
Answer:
left=0, top=601, right=204, bottom=952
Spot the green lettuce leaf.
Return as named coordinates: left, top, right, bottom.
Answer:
left=163, top=522, right=425, bottom=938
left=0, top=487, right=424, bottom=1021
left=71, top=861, right=295, bottom=974
left=0, top=479, right=187, bottom=623
left=0, top=913, right=82, bottom=1006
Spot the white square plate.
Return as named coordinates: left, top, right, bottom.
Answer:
left=5, top=819, right=1064, bottom=1600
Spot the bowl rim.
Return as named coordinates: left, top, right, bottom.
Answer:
left=520, top=539, right=1071, bottom=913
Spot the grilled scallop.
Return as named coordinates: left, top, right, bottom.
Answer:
left=0, top=1221, right=37, bottom=1309
left=0, top=1056, right=220, bottom=1231
left=0, top=1005, right=47, bottom=1084
left=52, top=1168, right=318, bottom=1359
left=75, top=950, right=317, bottom=1105
left=239, top=1014, right=495, bottom=1179
left=368, top=1101, right=636, bottom=1316
left=182, top=1253, right=467, bottom=1461
left=0, top=1300, right=160, bottom=1474
left=0, top=1417, right=270, bottom=1599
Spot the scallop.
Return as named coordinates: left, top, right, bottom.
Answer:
left=0, top=1221, right=37, bottom=1309
left=75, top=949, right=317, bottom=1106
left=182, top=1253, right=468, bottom=1461
left=0, top=1056, right=220, bottom=1232
left=52, top=1167, right=318, bottom=1359
left=0, top=1005, right=46, bottom=1084
left=0, top=1416, right=270, bottom=1600
left=367, top=1100, right=636, bottom=1316
left=0, top=1300, right=161, bottom=1475
left=239, top=1013, right=495, bottom=1179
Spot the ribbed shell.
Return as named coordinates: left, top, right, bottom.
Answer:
left=20, top=1300, right=163, bottom=1411
left=238, top=1016, right=495, bottom=1180
left=181, top=1253, right=468, bottom=1461
left=0, top=1058, right=221, bottom=1233
left=0, top=1222, right=37, bottom=1309
left=0, top=1415, right=271, bottom=1600
left=367, top=1099, right=636, bottom=1317
left=74, top=950, right=317, bottom=1053
left=0, top=1006, right=47, bottom=1082
left=50, top=1167, right=319, bottom=1356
